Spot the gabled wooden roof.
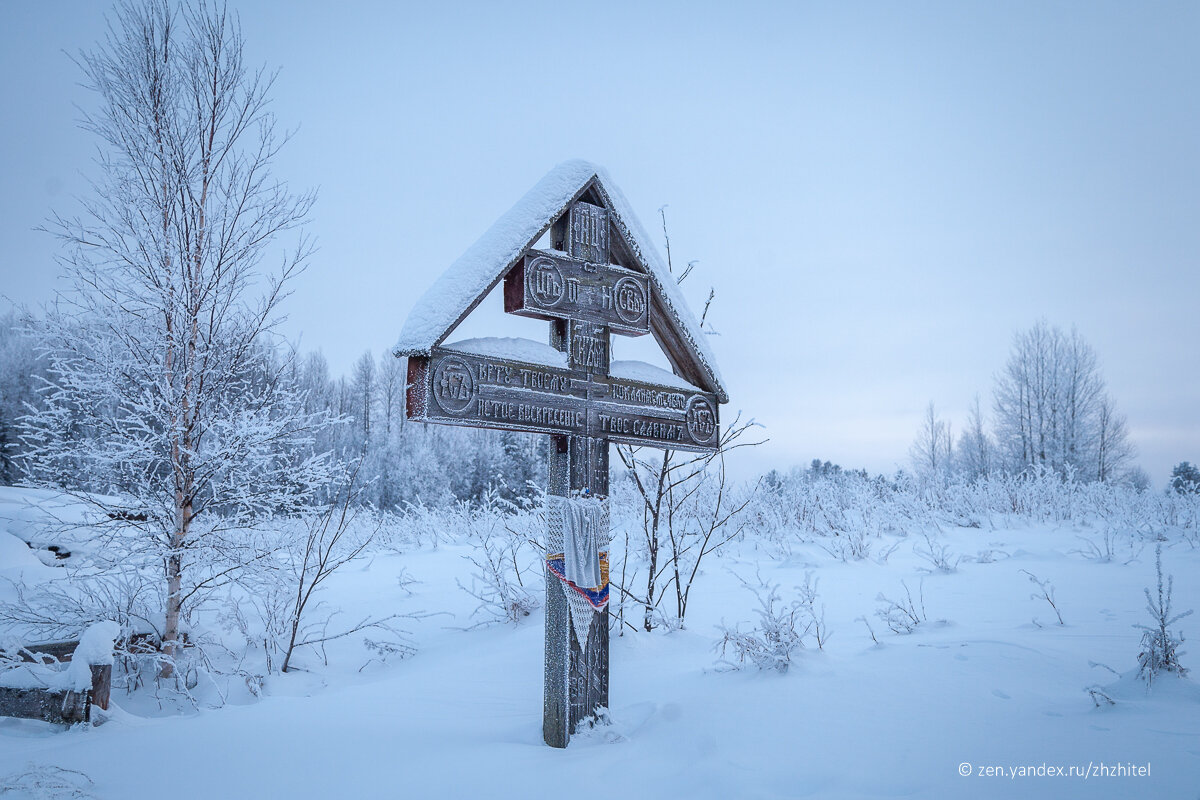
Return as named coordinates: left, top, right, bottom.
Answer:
left=394, top=160, right=727, bottom=404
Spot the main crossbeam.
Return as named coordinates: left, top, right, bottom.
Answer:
left=406, top=347, right=720, bottom=452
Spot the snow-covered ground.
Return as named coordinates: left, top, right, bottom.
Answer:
left=2, top=485, right=1198, bottom=799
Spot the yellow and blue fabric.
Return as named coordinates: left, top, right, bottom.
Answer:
left=547, top=551, right=609, bottom=611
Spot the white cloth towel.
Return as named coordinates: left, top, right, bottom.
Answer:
left=563, top=498, right=603, bottom=587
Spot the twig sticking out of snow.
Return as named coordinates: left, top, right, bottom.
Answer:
left=1020, top=570, right=1065, bottom=626
left=856, top=616, right=880, bottom=645
left=1086, top=686, right=1115, bottom=708
left=875, top=580, right=927, bottom=635
left=914, top=532, right=960, bottom=573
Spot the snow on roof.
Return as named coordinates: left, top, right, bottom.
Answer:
left=394, top=161, right=594, bottom=358
left=442, top=337, right=567, bottom=369
left=393, top=160, right=727, bottom=404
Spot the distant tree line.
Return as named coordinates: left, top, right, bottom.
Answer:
left=294, top=348, right=545, bottom=509
left=0, top=310, right=543, bottom=509
left=0, top=312, right=45, bottom=485
left=910, top=320, right=1153, bottom=488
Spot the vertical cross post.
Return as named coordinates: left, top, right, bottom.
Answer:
left=543, top=202, right=612, bottom=748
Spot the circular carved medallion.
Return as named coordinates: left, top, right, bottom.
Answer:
left=685, top=395, right=717, bottom=443
left=613, top=276, right=647, bottom=324
left=432, top=356, right=476, bottom=414
left=526, top=257, right=565, bottom=308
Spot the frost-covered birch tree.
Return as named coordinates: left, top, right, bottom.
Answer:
left=21, top=0, right=334, bottom=676
left=954, top=395, right=992, bottom=482
left=909, top=401, right=953, bottom=480
left=992, top=321, right=1133, bottom=481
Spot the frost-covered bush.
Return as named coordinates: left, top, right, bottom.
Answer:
left=716, top=574, right=805, bottom=672
left=914, top=532, right=960, bottom=573
left=455, top=487, right=542, bottom=626
left=715, top=570, right=829, bottom=671
left=1136, top=545, right=1192, bottom=685
left=744, top=466, right=1200, bottom=553
left=220, top=499, right=392, bottom=676
left=876, top=580, right=927, bottom=634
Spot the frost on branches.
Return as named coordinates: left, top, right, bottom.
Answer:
left=18, top=0, right=338, bottom=678
left=1136, top=545, right=1192, bottom=686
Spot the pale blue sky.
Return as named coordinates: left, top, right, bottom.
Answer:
left=2, top=1, right=1197, bottom=485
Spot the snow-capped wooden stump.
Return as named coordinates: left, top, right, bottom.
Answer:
left=396, top=162, right=727, bottom=747
left=0, top=622, right=119, bottom=725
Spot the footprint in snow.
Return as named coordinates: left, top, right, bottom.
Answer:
left=992, top=689, right=1011, bottom=700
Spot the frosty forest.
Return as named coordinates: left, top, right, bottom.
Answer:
left=2, top=1, right=1199, bottom=798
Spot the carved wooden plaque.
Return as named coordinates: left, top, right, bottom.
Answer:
left=406, top=348, right=719, bottom=451
left=504, top=250, right=650, bottom=336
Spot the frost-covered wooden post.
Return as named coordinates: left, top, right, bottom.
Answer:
left=394, top=161, right=727, bottom=748
left=542, top=201, right=615, bottom=746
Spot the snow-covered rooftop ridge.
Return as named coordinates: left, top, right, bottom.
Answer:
left=608, top=360, right=701, bottom=393
left=442, top=337, right=567, bottom=369
left=392, top=160, right=727, bottom=404
left=394, top=160, right=596, bottom=358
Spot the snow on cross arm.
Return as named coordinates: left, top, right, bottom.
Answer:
left=442, top=337, right=568, bottom=369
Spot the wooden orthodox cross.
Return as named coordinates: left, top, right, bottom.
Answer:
left=399, top=164, right=723, bottom=748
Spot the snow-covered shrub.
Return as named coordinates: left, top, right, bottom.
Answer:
left=1086, top=686, right=1116, bottom=707
left=742, top=465, right=1200, bottom=558
left=817, top=528, right=873, bottom=562
left=221, top=490, right=403, bottom=676
left=716, top=572, right=807, bottom=672
left=1073, top=528, right=1120, bottom=563
left=611, top=418, right=761, bottom=632
left=971, top=547, right=1008, bottom=564
left=914, top=532, right=960, bottom=573
left=456, top=487, right=541, bottom=626
left=875, top=580, right=927, bottom=634
left=360, top=635, right=418, bottom=670
left=1136, top=544, right=1192, bottom=685
left=794, top=571, right=831, bottom=650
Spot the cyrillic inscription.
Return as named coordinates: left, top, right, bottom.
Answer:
left=526, top=258, right=565, bottom=307
left=570, top=321, right=609, bottom=373
left=407, top=348, right=719, bottom=451
left=480, top=399, right=585, bottom=429
left=606, top=382, right=686, bottom=411
left=593, top=412, right=685, bottom=443
left=613, top=276, right=646, bottom=325
left=504, top=251, right=649, bottom=335
left=569, top=202, right=609, bottom=264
